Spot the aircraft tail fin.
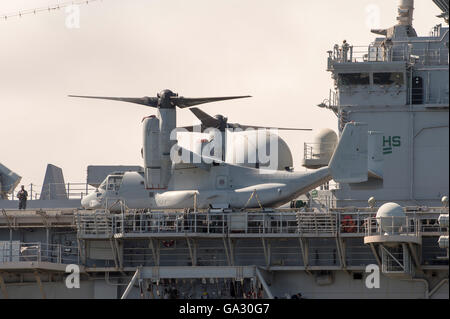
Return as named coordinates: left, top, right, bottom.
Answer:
left=328, top=122, right=369, bottom=183
left=328, top=122, right=384, bottom=183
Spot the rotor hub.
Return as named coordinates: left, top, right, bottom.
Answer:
left=157, top=89, right=178, bottom=108
left=213, top=114, right=228, bottom=130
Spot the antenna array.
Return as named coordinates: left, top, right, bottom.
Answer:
left=1, top=0, right=104, bottom=21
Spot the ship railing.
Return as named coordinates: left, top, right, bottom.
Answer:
left=9, top=182, right=96, bottom=200
left=296, top=212, right=337, bottom=235
left=75, top=210, right=448, bottom=237
left=76, top=210, right=114, bottom=237
left=329, top=44, right=449, bottom=65
left=335, top=212, right=374, bottom=235
left=364, top=216, right=420, bottom=237
left=0, top=241, right=79, bottom=264
left=115, top=211, right=302, bottom=235
left=117, top=211, right=342, bottom=235
left=75, top=211, right=368, bottom=236
left=419, top=218, right=448, bottom=233
left=303, top=143, right=336, bottom=160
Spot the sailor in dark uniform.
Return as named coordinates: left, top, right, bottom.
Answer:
left=17, top=185, right=28, bottom=210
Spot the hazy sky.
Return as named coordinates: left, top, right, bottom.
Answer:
left=0, top=0, right=443, bottom=188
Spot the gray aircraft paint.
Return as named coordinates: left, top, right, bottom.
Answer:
left=81, top=122, right=373, bottom=210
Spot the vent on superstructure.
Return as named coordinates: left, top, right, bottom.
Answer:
left=352, top=272, right=363, bottom=280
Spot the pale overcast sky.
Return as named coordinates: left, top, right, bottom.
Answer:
left=0, top=0, right=443, bottom=187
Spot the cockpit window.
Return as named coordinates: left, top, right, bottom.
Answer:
left=107, top=175, right=123, bottom=191
left=99, top=180, right=107, bottom=190
left=373, top=72, right=404, bottom=85
left=338, top=73, right=370, bottom=86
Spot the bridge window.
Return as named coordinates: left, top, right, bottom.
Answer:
left=373, top=72, right=404, bottom=85
left=338, top=73, right=370, bottom=86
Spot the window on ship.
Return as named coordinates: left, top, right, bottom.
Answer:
left=338, top=73, right=370, bottom=86
left=373, top=72, right=404, bottom=85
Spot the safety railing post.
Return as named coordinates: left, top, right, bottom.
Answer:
left=158, top=214, right=161, bottom=233
left=122, top=213, right=125, bottom=234
left=356, top=213, right=360, bottom=233
left=280, top=212, right=283, bottom=233
left=416, top=218, right=419, bottom=236
left=245, top=213, right=248, bottom=234
left=222, top=213, right=225, bottom=234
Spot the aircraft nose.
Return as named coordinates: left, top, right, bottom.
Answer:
left=81, top=192, right=101, bottom=209
left=81, top=195, right=90, bottom=208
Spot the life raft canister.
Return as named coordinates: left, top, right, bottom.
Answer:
left=342, top=215, right=356, bottom=233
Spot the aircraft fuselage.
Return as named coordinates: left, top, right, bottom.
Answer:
left=81, top=163, right=331, bottom=210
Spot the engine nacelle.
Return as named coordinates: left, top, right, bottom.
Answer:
left=142, top=116, right=162, bottom=188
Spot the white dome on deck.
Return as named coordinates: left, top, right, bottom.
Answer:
left=225, top=130, right=293, bottom=171
left=302, top=128, right=338, bottom=169
left=376, top=202, right=406, bottom=235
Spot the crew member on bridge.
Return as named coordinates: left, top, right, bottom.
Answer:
left=342, top=40, right=350, bottom=62
left=17, top=185, right=28, bottom=210
left=334, top=44, right=340, bottom=60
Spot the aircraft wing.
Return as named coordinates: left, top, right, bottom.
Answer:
left=236, top=124, right=311, bottom=131
left=189, top=108, right=221, bottom=127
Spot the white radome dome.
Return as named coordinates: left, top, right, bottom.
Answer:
left=226, top=130, right=293, bottom=171
left=314, top=128, right=338, bottom=144
left=310, top=128, right=338, bottom=164
left=314, top=128, right=338, bottom=155
left=178, top=130, right=293, bottom=171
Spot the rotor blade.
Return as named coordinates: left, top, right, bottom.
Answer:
left=68, top=95, right=158, bottom=107
left=172, top=95, right=251, bottom=108
left=189, top=108, right=221, bottom=128
left=236, top=124, right=312, bottom=131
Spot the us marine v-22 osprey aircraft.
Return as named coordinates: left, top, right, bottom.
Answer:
left=73, top=89, right=379, bottom=211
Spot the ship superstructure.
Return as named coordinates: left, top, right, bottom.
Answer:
left=309, top=0, right=449, bottom=208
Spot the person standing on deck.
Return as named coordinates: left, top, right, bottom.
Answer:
left=342, top=40, right=350, bottom=62
left=17, top=185, right=28, bottom=210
